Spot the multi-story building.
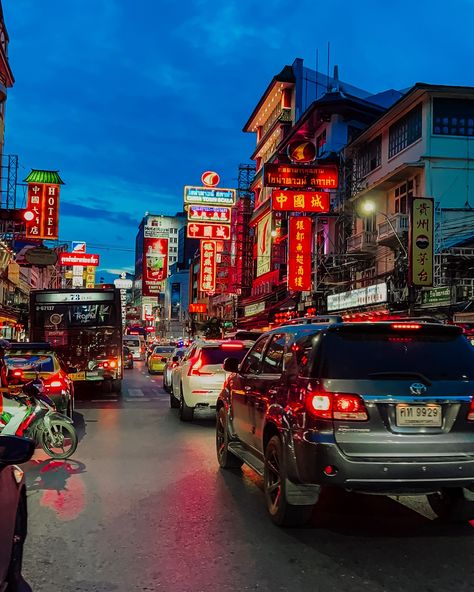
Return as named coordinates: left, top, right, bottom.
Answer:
left=338, top=83, right=474, bottom=320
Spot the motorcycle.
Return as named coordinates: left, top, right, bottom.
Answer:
left=0, top=377, right=78, bottom=460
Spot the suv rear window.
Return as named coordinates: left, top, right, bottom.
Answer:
left=201, top=346, right=248, bottom=366
left=6, top=354, right=56, bottom=373
left=317, top=328, right=474, bottom=381
left=124, top=339, right=140, bottom=348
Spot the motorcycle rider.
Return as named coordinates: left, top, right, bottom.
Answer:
left=0, top=340, right=29, bottom=430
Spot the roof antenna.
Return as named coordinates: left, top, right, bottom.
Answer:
left=333, top=65, right=339, bottom=92
left=315, top=48, right=319, bottom=100
left=326, top=41, right=330, bottom=92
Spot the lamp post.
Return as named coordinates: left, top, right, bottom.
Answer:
left=360, top=200, right=408, bottom=258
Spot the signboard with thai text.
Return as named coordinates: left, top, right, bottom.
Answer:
left=263, top=164, right=338, bottom=189
left=25, top=183, right=60, bottom=240
left=327, top=283, right=388, bottom=312
left=184, top=186, right=236, bottom=206
left=59, top=253, right=100, bottom=267
left=244, top=302, right=266, bottom=317
left=409, top=197, right=434, bottom=287
left=288, top=216, right=312, bottom=291
left=272, top=190, right=330, bottom=213
left=187, top=222, right=231, bottom=240
left=421, top=286, right=452, bottom=307
left=199, top=240, right=217, bottom=293
left=187, top=205, right=231, bottom=223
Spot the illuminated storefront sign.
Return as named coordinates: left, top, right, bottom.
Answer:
left=287, top=140, right=316, bottom=163
left=256, top=212, right=272, bottom=277
left=199, top=240, right=217, bottom=293
left=410, top=197, right=434, bottom=287
left=142, top=237, right=169, bottom=296
left=187, top=205, right=231, bottom=223
left=288, top=216, right=312, bottom=291
left=25, top=183, right=60, bottom=240
left=189, top=303, right=207, bottom=313
left=184, top=186, right=236, bottom=206
left=263, top=164, right=338, bottom=189
left=59, top=253, right=100, bottom=266
left=201, top=171, right=220, bottom=187
left=327, top=283, right=388, bottom=312
left=187, top=222, right=231, bottom=240
left=244, top=302, right=265, bottom=317
left=272, top=190, right=330, bottom=213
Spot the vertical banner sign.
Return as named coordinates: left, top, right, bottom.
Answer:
left=199, top=240, right=217, bottom=293
left=256, top=212, right=272, bottom=277
left=85, top=266, right=96, bottom=288
left=410, top=197, right=434, bottom=286
left=288, top=216, right=313, bottom=291
left=25, top=183, right=60, bottom=240
left=142, top=237, right=169, bottom=296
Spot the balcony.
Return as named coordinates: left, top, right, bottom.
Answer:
left=347, top=231, right=377, bottom=254
left=377, top=213, right=409, bottom=247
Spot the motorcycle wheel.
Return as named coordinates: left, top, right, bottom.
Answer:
left=41, top=420, right=78, bottom=460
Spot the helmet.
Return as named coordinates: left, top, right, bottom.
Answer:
left=0, top=339, right=10, bottom=354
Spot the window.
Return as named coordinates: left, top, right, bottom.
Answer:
left=260, top=334, right=285, bottom=374
left=363, top=214, right=376, bottom=233
left=241, top=336, right=268, bottom=375
left=316, top=129, right=327, bottom=156
left=355, top=135, right=381, bottom=178
left=394, top=180, right=414, bottom=214
left=388, top=104, right=422, bottom=158
left=200, top=346, right=249, bottom=366
left=433, top=98, right=474, bottom=136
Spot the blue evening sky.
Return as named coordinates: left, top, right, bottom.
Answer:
left=4, top=0, right=474, bottom=280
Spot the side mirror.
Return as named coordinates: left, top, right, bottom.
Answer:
left=0, top=435, right=35, bottom=465
left=223, top=357, right=240, bottom=373
left=172, top=356, right=179, bottom=363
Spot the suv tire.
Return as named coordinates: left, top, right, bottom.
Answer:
left=179, top=386, right=194, bottom=422
left=216, top=407, right=243, bottom=470
left=428, top=488, right=474, bottom=522
left=264, top=435, right=314, bottom=527
left=169, top=391, right=179, bottom=409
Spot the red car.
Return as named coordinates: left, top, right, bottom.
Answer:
left=0, top=435, right=35, bottom=591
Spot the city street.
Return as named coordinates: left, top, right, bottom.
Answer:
left=20, top=363, right=474, bottom=592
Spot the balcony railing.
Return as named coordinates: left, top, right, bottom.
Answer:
left=377, top=213, right=409, bottom=246
left=261, top=104, right=292, bottom=138
left=347, top=231, right=377, bottom=254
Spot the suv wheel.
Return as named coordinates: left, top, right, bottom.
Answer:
left=428, top=488, right=474, bottom=523
left=264, top=435, right=314, bottom=527
left=216, top=407, right=243, bottom=469
left=169, top=389, right=179, bottom=409
left=179, top=386, right=194, bottom=422
left=6, top=492, right=31, bottom=591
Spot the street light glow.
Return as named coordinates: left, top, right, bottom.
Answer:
left=361, top=200, right=376, bottom=214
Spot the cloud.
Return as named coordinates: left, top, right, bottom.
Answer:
left=99, top=267, right=134, bottom=275
left=60, top=202, right=139, bottom=227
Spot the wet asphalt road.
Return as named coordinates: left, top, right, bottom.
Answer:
left=22, top=361, right=474, bottom=592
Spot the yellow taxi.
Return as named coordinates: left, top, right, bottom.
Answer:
left=147, top=345, right=175, bottom=374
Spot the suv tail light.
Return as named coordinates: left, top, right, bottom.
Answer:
left=468, top=398, right=474, bottom=421
left=306, top=386, right=368, bottom=421
left=391, top=323, right=422, bottom=330
left=98, top=358, right=118, bottom=369
left=43, top=375, right=67, bottom=392
left=188, top=356, right=213, bottom=376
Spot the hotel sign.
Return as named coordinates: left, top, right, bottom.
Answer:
left=25, top=183, right=60, bottom=240
left=263, top=164, right=338, bottom=189
left=184, top=186, right=236, bottom=206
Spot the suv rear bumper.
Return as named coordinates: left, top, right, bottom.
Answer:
left=294, top=440, right=474, bottom=493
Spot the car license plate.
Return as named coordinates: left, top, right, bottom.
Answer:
left=396, top=404, right=442, bottom=427
left=87, top=371, right=99, bottom=377
left=69, top=372, right=85, bottom=381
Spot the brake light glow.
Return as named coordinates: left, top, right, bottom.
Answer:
left=468, top=398, right=474, bottom=421
left=220, top=342, right=244, bottom=349
left=391, top=323, right=422, bottom=330
left=49, top=380, right=63, bottom=388
left=306, top=386, right=368, bottom=421
left=188, top=356, right=213, bottom=376
left=12, top=370, right=23, bottom=377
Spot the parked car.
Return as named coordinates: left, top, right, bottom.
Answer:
left=123, top=336, right=143, bottom=361
left=163, top=348, right=185, bottom=393
left=171, top=340, right=250, bottom=421
left=147, top=346, right=175, bottom=375
left=0, top=435, right=35, bottom=591
left=6, top=343, right=75, bottom=418
left=122, top=346, right=134, bottom=369
left=217, top=321, right=474, bottom=526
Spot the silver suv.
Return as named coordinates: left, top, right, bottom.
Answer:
left=216, top=322, right=474, bottom=526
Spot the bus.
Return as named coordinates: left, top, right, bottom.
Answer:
left=29, top=288, right=123, bottom=393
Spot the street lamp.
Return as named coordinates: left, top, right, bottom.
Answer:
left=360, top=200, right=408, bottom=258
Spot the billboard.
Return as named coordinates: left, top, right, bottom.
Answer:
left=187, top=223, right=231, bottom=240
left=25, top=183, right=60, bottom=240
left=409, top=197, right=434, bottom=287
left=288, top=216, right=312, bottom=291
left=184, top=186, right=236, bottom=206
left=272, top=190, right=330, bottom=213
left=263, top=163, right=338, bottom=189
left=187, top=205, right=231, bottom=223
left=59, top=253, right=100, bottom=266
left=256, top=212, right=272, bottom=277
left=199, top=240, right=217, bottom=293
left=143, top=237, right=169, bottom=296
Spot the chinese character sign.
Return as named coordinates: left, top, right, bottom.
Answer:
left=142, top=237, right=169, bottom=296
left=410, top=197, right=434, bottom=287
left=272, top=190, right=330, bottom=213
left=25, top=183, right=60, bottom=240
left=288, top=216, right=312, bottom=292
left=199, top=240, right=217, bottom=293
left=186, top=222, right=230, bottom=240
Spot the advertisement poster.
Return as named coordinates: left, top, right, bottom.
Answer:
left=142, top=237, right=169, bottom=296
left=288, top=216, right=312, bottom=291
left=256, top=213, right=272, bottom=277
left=409, top=197, right=434, bottom=287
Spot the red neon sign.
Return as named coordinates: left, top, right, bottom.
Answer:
left=199, top=240, right=217, bottom=293
left=187, top=222, right=231, bottom=240
left=201, top=171, right=220, bottom=187
left=264, top=163, right=338, bottom=189
left=288, top=216, right=312, bottom=291
left=25, top=183, right=60, bottom=240
left=59, top=253, right=100, bottom=266
left=189, top=303, right=207, bottom=313
left=272, top=190, right=330, bottom=213
left=187, top=205, right=231, bottom=223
